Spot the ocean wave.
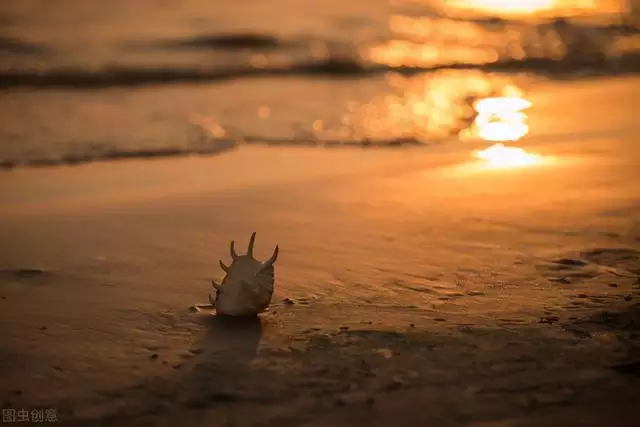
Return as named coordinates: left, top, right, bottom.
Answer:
left=138, top=33, right=290, bottom=50
left=1, top=50, right=638, bottom=90
left=0, top=139, right=237, bottom=170
left=2, top=13, right=638, bottom=90
left=0, top=135, right=429, bottom=170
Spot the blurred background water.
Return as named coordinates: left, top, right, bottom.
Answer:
left=0, top=0, right=637, bottom=167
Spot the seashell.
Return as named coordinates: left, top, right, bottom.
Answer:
left=209, top=232, right=278, bottom=316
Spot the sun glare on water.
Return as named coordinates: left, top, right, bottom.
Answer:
left=445, top=0, right=559, bottom=15
left=463, top=87, right=545, bottom=169
left=441, top=0, right=616, bottom=17
left=473, top=96, right=531, bottom=142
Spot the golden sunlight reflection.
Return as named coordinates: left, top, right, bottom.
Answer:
left=373, top=0, right=632, bottom=68
left=444, top=0, right=559, bottom=15
left=474, top=143, right=543, bottom=168
left=460, top=87, right=547, bottom=169
left=459, top=85, right=532, bottom=142
left=434, top=0, right=623, bottom=16
left=317, top=71, right=533, bottom=143
left=473, top=96, right=531, bottom=142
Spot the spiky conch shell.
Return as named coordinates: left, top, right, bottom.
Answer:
left=210, top=232, right=278, bottom=316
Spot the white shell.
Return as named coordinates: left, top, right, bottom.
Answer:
left=209, top=232, right=279, bottom=316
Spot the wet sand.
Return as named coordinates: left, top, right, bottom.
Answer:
left=1, top=77, right=639, bottom=426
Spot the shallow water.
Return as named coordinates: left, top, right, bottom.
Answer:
left=0, top=0, right=637, bottom=167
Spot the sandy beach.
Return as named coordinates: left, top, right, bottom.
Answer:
left=1, top=73, right=639, bottom=426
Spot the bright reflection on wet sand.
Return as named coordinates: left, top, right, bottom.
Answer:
left=475, top=143, right=543, bottom=168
